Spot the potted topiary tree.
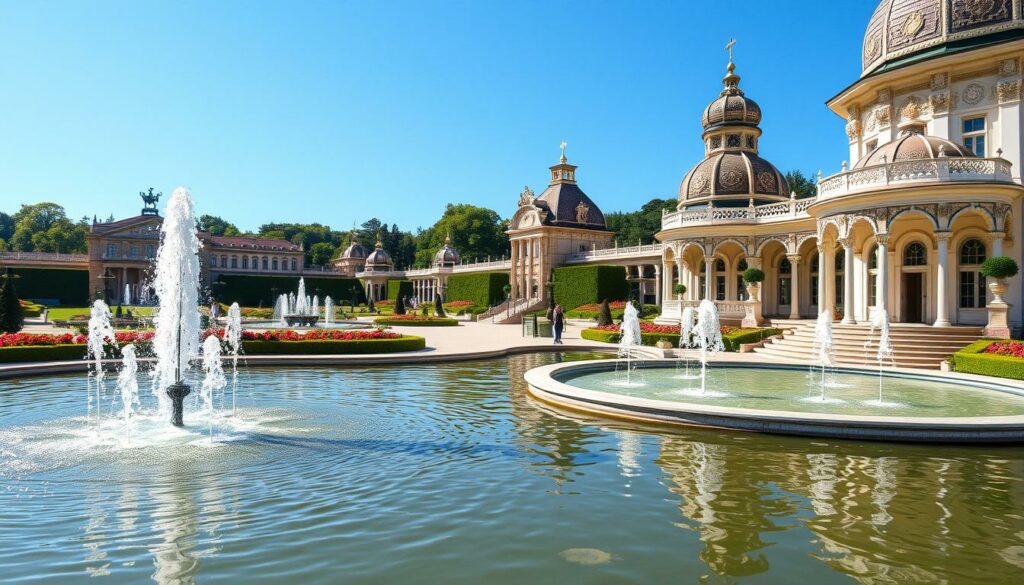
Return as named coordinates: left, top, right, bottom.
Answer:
left=742, top=267, right=766, bottom=302
left=434, top=294, right=446, bottom=318
left=980, top=256, right=1019, bottom=304
left=0, top=272, right=25, bottom=333
left=395, top=296, right=406, bottom=315
left=674, top=283, right=686, bottom=301
left=596, top=299, right=613, bottom=327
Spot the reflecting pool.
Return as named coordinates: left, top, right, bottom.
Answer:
left=2, top=353, right=1023, bottom=583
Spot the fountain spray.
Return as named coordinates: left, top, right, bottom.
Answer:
left=201, top=335, right=226, bottom=442
left=153, top=188, right=201, bottom=426
left=872, top=309, right=894, bottom=403
left=225, top=302, right=243, bottom=415
left=86, top=299, right=117, bottom=425
left=116, top=344, right=140, bottom=441
left=694, top=300, right=724, bottom=395
left=813, top=311, right=835, bottom=401
left=617, top=302, right=643, bottom=385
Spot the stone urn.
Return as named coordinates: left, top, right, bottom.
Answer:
left=746, top=282, right=761, bottom=302
left=990, top=279, right=1009, bottom=304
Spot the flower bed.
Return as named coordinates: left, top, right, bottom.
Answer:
left=566, top=302, right=661, bottom=320
left=374, top=315, right=459, bottom=327
left=951, top=339, right=1024, bottom=380
left=580, top=324, right=779, bottom=351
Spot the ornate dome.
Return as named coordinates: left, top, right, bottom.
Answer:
left=863, top=1, right=1024, bottom=76
left=340, top=233, right=368, bottom=260
left=364, top=238, right=393, bottom=270
left=433, top=233, right=460, bottom=266
left=701, top=63, right=762, bottom=129
left=854, top=129, right=976, bottom=168
left=679, top=59, right=790, bottom=209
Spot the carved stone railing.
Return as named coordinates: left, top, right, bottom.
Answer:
left=565, top=243, right=663, bottom=262
left=660, top=198, right=813, bottom=231
left=656, top=299, right=750, bottom=322
left=816, top=157, right=1014, bottom=199
left=0, top=251, right=89, bottom=264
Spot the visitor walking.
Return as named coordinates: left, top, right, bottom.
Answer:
left=552, top=304, right=564, bottom=345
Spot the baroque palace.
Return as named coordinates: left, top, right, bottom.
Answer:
left=2, top=0, right=1022, bottom=339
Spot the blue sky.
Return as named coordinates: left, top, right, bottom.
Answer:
left=0, top=1, right=875, bottom=233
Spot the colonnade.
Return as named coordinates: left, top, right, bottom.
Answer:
left=509, top=237, right=545, bottom=300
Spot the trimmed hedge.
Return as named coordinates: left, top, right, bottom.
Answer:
left=552, top=265, right=629, bottom=312
left=445, top=272, right=510, bottom=308
left=374, top=316, right=459, bottom=327
left=216, top=274, right=365, bottom=307
left=567, top=303, right=660, bottom=320
left=950, top=339, right=1024, bottom=380
left=241, top=336, right=425, bottom=355
left=580, top=327, right=781, bottom=352
left=9, top=268, right=89, bottom=306
left=387, top=280, right=414, bottom=301
left=0, top=344, right=89, bottom=363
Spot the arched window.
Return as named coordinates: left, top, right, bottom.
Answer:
left=959, top=238, right=987, bottom=309
left=778, top=257, right=792, bottom=306
left=903, top=242, right=927, bottom=266
left=698, top=260, right=707, bottom=301
left=262, top=256, right=268, bottom=270
left=867, top=244, right=879, bottom=306
left=291, top=258, right=297, bottom=271
left=231, top=256, right=238, bottom=269
left=714, top=258, right=726, bottom=300
left=810, top=253, right=819, bottom=307
left=272, top=258, right=279, bottom=270
left=242, top=256, right=249, bottom=269
left=834, top=250, right=845, bottom=312
left=737, top=259, right=749, bottom=300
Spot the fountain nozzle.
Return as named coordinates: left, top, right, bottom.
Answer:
left=166, top=381, right=192, bottom=427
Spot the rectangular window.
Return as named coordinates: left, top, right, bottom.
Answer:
left=262, top=257, right=268, bottom=270
left=959, top=271, right=976, bottom=308
left=106, top=243, right=116, bottom=258
left=210, top=255, right=217, bottom=268
left=699, top=276, right=707, bottom=300
left=737, top=277, right=748, bottom=301
left=272, top=258, right=279, bottom=270
left=869, top=274, right=877, bottom=306
left=231, top=256, right=238, bottom=269
left=715, top=276, right=725, bottom=301
left=778, top=278, right=791, bottom=306
left=146, top=245, right=155, bottom=258
left=129, top=246, right=137, bottom=258
left=962, top=117, right=986, bottom=157
left=242, top=256, right=249, bottom=269
left=978, top=273, right=987, bottom=308
left=810, top=276, right=818, bottom=306
left=291, top=258, right=297, bottom=271
left=834, top=275, right=844, bottom=310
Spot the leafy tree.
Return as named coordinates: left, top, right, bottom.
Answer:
left=309, top=242, right=337, bottom=267
left=605, top=198, right=676, bottom=245
left=0, top=212, right=13, bottom=242
left=413, top=204, right=508, bottom=267
left=198, top=214, right=241, bottom=236
left=785, top=171, right=817, bottom=199
left=0, top=273, right=24, bottom=333
left=8, top=203, right=89, bottom=253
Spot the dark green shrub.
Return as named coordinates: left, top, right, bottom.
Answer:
left=216, top=274, right=365, bottom=307
left=434, top=294, right=446, bottom=317
left=950, top=340, right=1024, bottom=380
left=446, top=273, right=510, bottom=307
left=980, top=256, right=1019, bottom=279
left=0, top=274, right=25, bottom=333
left=721, top=328, right=781, bottom=351
left=241, top=336, right=426, bottom=355
left=742, top=268, right=766, bottom=283
left=387, top=280, right=414, bottom=301
left=0, top=343, right=87, bottom=362
left=580, top=326, right=781, bottom=351
left=394, top=296, right=406, bottom=315
left=7, top=268, right=88, bottom=306
left=596, top=299, right=613, bottom=327
left=367, top=298, right=375, bottom=313
left=374, top=316, right=459, bottom=326
left=674, top=283, right=686, bottom=296
left=552, top=265, right=629, bottom=311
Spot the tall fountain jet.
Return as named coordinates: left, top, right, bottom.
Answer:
left=152, top=188, right=202, bottom=426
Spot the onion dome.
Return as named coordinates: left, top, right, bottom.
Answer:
left=340, top=231, right=368, bottom=260
left=531, top=146, right=608, bottom=230
left=863, top=1, right=1024, bottom=77
left=433, top=232, right=460, bottom=267
left=363, top=237, right=393, bottom=271
left=854, top=129, right=976, bottom=168
left=679, top=58, right=789, bottom=210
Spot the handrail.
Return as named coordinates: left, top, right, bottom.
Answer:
left=816, top=156, right=1014, bottom=199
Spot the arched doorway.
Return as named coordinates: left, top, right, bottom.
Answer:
left=901, top=241, right=928, bottom=323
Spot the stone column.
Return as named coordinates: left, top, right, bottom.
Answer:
left=876, top=234, right=889, bottom=317
left=788, top=254, right=802, bottom=319
left=816, top=245, right=827, bottom=317
left=654, top=264, right=661, bottom=306
left=991, top=231, right=1005, bottom=257
left=675, top=258, right=685, bottom=301
left=934, top=232, right=951, bottom=327
left=704, top=256, right=715, bottom=301
left=840, top=238, right=855, bottom=324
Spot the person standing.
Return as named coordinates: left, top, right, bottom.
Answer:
left=552, top=304, right=564, bottom=345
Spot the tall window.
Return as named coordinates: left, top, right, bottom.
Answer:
left=868, top=244, right=878, bottom=307
left=959, top=238, right=987, bottom=308
left=291, top=258, right=298, bottom=271
left=106, top=243, right=116, bottom=258
left=715, top=259, right=726, bottom=301
left=778, top=258, right=792, bottom=306
left=129, top=245, right=137, bottom=258
left=262, top=256, right=268, bottom=270
left=962, top=117, right=986, bottom=157
left=834, top=250, right=845, bottom=312
left=242, top=256, right=249, bottom=269
left=231, top=256, right=238, bottom=269
left=810, top=253, right=819, bottom=307
left=221, top=255, right=228, bottom=268
left=699, top=261, right=707, bottom=301
left=903, top=242, right=927, bottom=266
left=146, top=245, right=155, bottom=258
left=272, top=258, right=279, bottom=270
left=737, top=259, right=748, bottom=301
left=210, top=255, right=217, bottom=268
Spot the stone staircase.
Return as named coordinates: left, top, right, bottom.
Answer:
left=480, top=297, right=548, bottom=324
left=752, top=322, right=983, bottom=369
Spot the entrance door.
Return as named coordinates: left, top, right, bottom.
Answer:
left=902, top=273, right=924, bottom=323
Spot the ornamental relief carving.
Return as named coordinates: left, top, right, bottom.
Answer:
left=931, top=72, right=948, bottom=90
left=999, top=58, right=1019, bottom=77
left=845, top=119, right=862, bottom=140
left=756, top=171, right=777, bottom=192
left=929, top=92, right=950, bottom=113
left=997, top=79, right=1021, bottom=103
left=949, top=0, right=1012, bottom=33
left=898, top=95, right=929, bottom=121
left=874, top=105, right=892, bottom=127
left=962, top=82, right=986, bottom=105
left=877, top=88, right=891, bottom=104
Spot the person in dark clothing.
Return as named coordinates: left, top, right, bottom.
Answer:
left=552, top=304, right=564, bottom=344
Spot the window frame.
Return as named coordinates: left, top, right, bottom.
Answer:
left=962, top=116, right=986, bottom=157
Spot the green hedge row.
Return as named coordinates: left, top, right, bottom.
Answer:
left=241, top=336, right=425, bottom=354
left=566, top=304, right=660, bottom=320
left=374, top=317, right=459, bottom=327
left=9, top=268, right=89, bottom=306
left=387, top=280, right=414, bottom=301
left=950, top=339, right=1024, bottom=380
left=215, top=274, right=365, bottom=307
left=552, top=265, right=629, bottom=311
left=580, top=327, right=782, bottom=352
left=0, top=344, right=89, bottom=363
left=445, top=272, right=510, bottom=307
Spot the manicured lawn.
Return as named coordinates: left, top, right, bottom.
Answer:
left=46, top=306, right=155, bottom=321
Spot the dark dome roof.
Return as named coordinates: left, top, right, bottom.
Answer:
left=364, top=240, right=392, bottom=268
left=863, top=1, right=1024, bottom=76
left=433, top=234, right=460, bottom=266
left=854, top=131, right=976, bottom=168
left=701, top=62, right=761, bottom=130
left=534, top=182, right=607, bottom=229
left=340, top=240, right=368, bottom=260
left=680, top=152, right=789, bottom=202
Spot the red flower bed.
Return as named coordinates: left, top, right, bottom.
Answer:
left=590, top=323, right=737, bottom=335
left=984, top=341, right=1024, bottom=358
left=377, top=314, right=446, bottom=321
left=573, top=301, right=627, bottom=313
left=0, top=331, right=154, bottom=347
left=234, top=329, right=400, bottom=341
left=443, top=300, right=474, bottom=309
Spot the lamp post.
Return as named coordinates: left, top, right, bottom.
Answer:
left=97, top=269, right=116, bottom=303
left=270, top=287, right=279, bottom=309
left=349, top=285, right=358, bottom=313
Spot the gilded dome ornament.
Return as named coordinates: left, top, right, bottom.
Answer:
left=902, top=11, right=924, bottom=38
left=518, top=186, right=535, bottom=207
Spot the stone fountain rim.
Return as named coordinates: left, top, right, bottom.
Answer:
left=524, top=359, right=1024, bottom=443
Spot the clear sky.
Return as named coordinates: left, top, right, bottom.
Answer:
left=0, top=0, right=876, bottom=233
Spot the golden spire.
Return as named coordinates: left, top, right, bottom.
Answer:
left=444, top=230, right=452, bottom=245
left=721, top=38, right=742, bottom=96
left=559, top=140, right=567, bottom=163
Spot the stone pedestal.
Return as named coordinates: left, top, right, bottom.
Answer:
left=741, top=283, right=764, bottom=328
left=985, top=280, right=1012, bottom=338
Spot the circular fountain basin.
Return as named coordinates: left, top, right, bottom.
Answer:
left=524, top=360, right=1024, bottom=443
left=238, top=319, right=370, bottom=330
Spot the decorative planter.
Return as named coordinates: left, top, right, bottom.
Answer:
left=741, top=283, right=764, bottom=328
left=990, top=279, right=1009, bottom=304
left=654, top=339, right=673, bottom=350
left=985, top=279, right=1012, bottom=338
